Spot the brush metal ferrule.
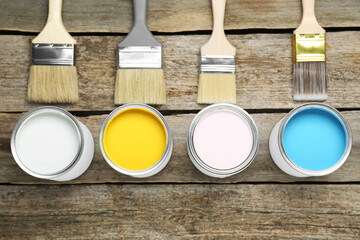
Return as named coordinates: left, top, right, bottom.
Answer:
left=32, top=44, right=75, bottom=66
left=293, top=34, right=326, bottom=63
left=200, top=55, right=235, bottom=74
left=118, top=46, right=162, bottom=69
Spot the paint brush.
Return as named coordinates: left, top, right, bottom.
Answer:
left=293, top=0, right=326, bottom=101
left=114, top=0, right=166, bottom=104
left=197, top=0, right=236, bottom=104
left=28, top=0, right=78, bottom=103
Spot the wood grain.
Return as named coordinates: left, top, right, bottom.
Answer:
left=0, top=184, right=359, bottom=239
left=1, top=0, right=360, bottom=33
left=1, top=31, right=360, bottom=112
left=1, top=1, right=359, bottom=238
left=1, top=111, right=359, bottom=184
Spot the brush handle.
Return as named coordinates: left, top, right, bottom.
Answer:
left=33, top=0, right=75, bottom=44
left=201, top=0, right=235, bottom=56
left=118, top=0, right=161, bottom=47
left=133, top=0, right=148, bottom=27
left=294, top=0, right=325, bottom=34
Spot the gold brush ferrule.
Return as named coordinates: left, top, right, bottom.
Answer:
left=293, top=34, right=326, bottom=63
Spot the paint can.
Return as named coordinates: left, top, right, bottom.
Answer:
left=11, top=106, right=94, bottom=181
left=187, top=103, right=259, bottom=178
left=269, top=103, right=352, bottom=177
left=99, top=104, right=173, bottom=178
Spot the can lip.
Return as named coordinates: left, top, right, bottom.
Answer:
left=99, top=103, right=173, bottom=177
left=278, top=103, right=352, bottom=176
left=187, top=103, right=259, bottom=177
left=10, top=106, right=84, bottom=179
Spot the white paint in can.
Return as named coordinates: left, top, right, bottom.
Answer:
left=11, top=107, right=94, bottom=181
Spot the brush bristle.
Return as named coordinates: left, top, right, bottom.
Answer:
left=115, top=69, right=166, bottom=104
left=197, top=73, right=236, bottom=104
left=28, top=65, right=79, bottom=103
left=293, top=62, right=327, bottom=101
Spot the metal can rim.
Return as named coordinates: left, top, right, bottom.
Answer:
left=10, top=106, right=84, bottom=179
left=278, top=103, right=352, bottom=176
left=187, top=103, right=259, bottom=177
left=99, top=103, right=173, bottom=178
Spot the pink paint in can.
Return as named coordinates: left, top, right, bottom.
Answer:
left=187, top=103, right=259, bottom=178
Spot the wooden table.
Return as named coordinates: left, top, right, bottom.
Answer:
left=1, top=0, right=359, bottom=239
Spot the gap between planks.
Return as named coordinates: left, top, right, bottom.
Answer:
left=1, top=109, right=360, bottom=117
left=1, top=0, right=360, bottom=33
left=2, top=182, right=360, bottom=186
left=2, top=27, right=360, bottom=37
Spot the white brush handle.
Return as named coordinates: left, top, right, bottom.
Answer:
left=33, top=0, right=75, bottom=44
left=201, top=0, right=235, bottom=56
left=294, top=0, right=325, bottom=34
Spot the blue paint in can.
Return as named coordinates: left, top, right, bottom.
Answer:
left=282, top=107, right=347, bottom=171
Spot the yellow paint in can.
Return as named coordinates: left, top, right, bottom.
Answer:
left=103, top=108, right=167, bottom=171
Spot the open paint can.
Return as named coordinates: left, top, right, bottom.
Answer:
left=187, top=103, right=259, bottom=178
left=269, top=103, right=352, bottom=177
left=11, top=106, right=94, bottom=181
left=99, top=104, right=173, bottom=178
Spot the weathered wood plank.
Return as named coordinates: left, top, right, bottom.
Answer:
left=0, top=111, right=359, bottom=184
left=0, top=184, right=359, bottom=239
left=1, top=31, right=360, bottom=112
left=1, top=0, right=360, bottom=33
